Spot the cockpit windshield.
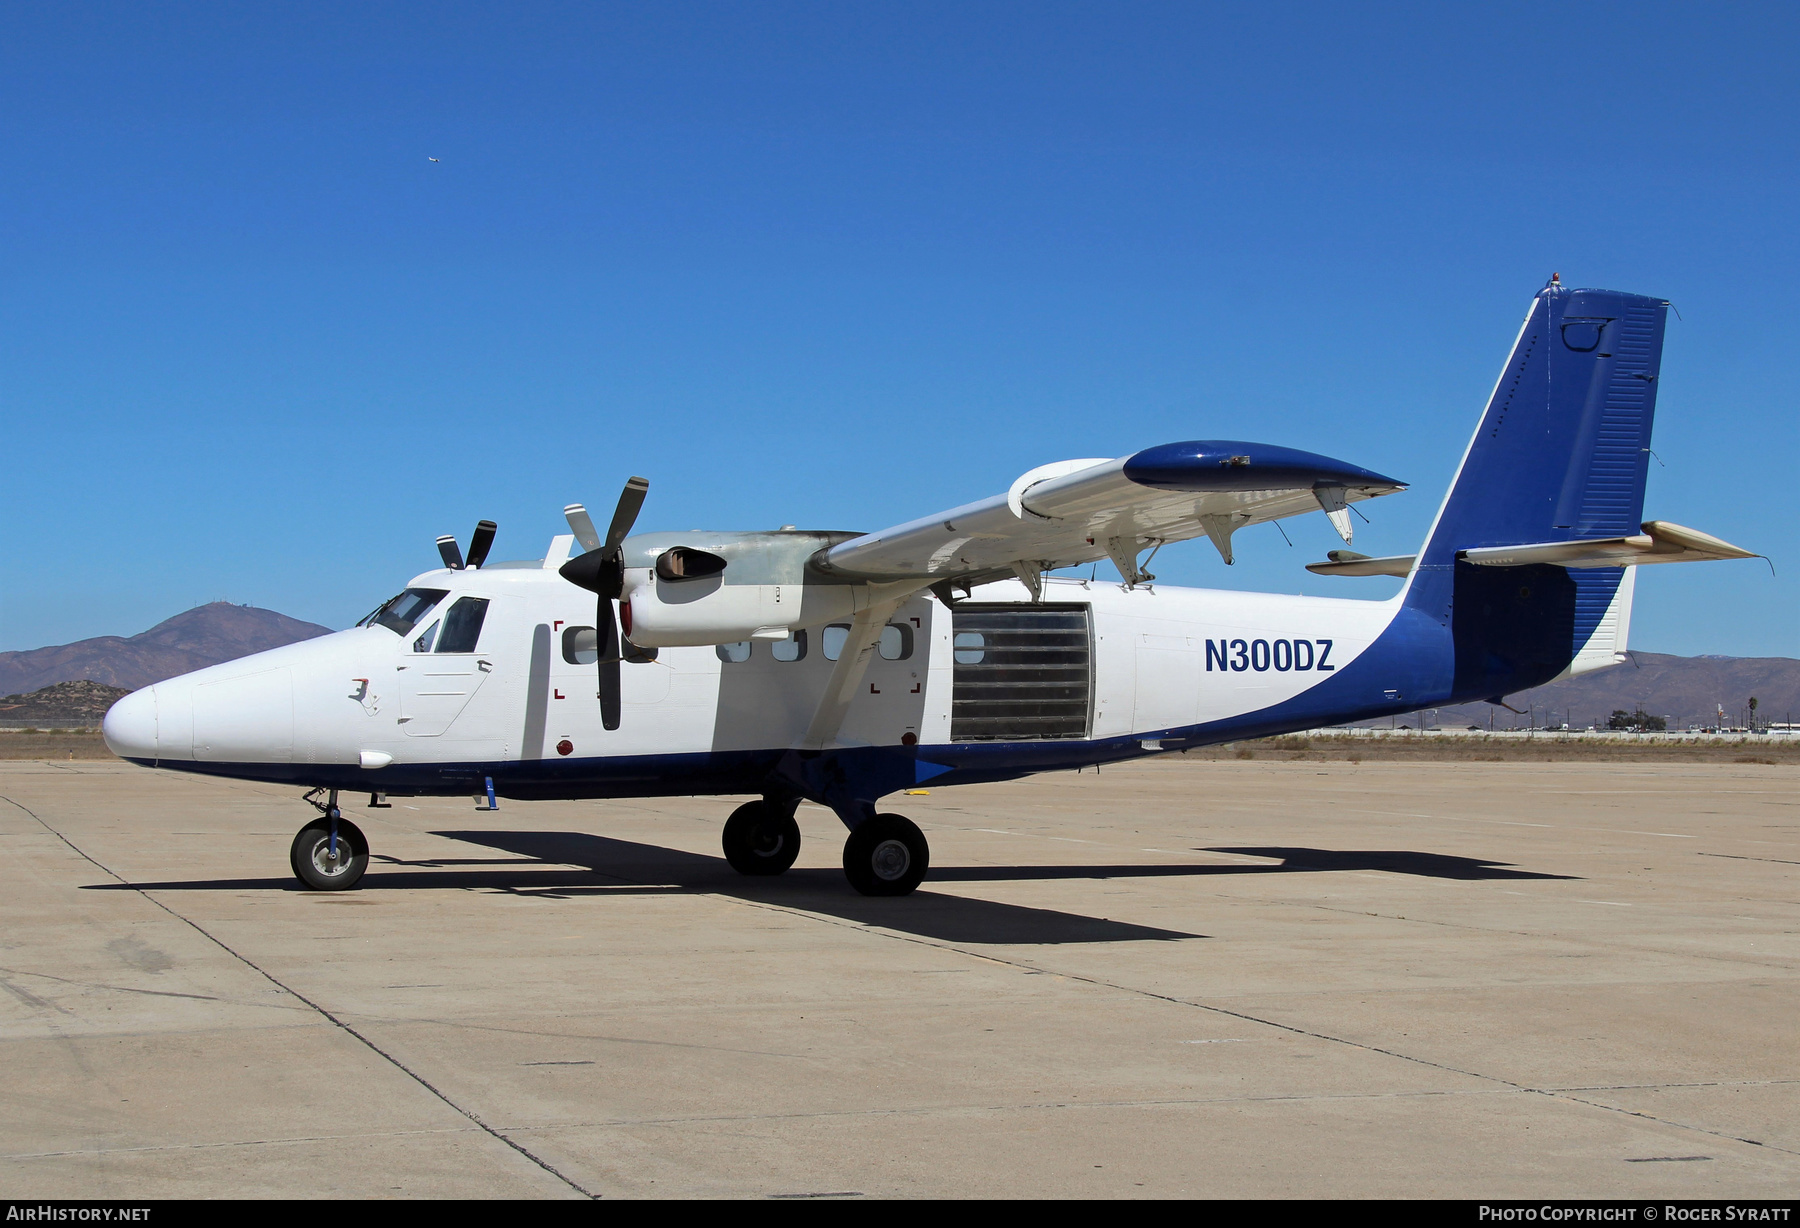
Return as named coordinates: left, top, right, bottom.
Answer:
left=360, top=588, right=450, bottom=637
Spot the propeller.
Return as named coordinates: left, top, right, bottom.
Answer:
left=467, top=520, right=497, bottom=568
left=559, top=478, right=649, bottom=731
left=435, top=520, right=498, bottom=570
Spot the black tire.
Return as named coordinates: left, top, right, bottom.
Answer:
left=290, top=818, right=370, bottom=891
left=721, top=799, right=802, bottom=876
left=842, top=813, right=929, bottom=896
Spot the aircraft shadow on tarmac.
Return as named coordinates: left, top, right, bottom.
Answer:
left=81, top=829, right=1196, bottom=946
left=1195, top=847, right=1579, bottom=882
left=426, top=830, right=1200, bottom=945
left=82, top=836, right=1574, bottom=945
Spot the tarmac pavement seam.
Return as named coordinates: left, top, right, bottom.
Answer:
left=0, top=790, right=604, bottom=1200
left=489, top=1085, right=1528, bottom=1132
left=479, top=1076, right=1800, bottom=1133
left=0, top=965, right=231, bottom=1004
left=1275, top=901, right=1800, bottom=973
left=341, top=1015, right=810, bottom=1060
left=2, top=1126, right=483, bottom=1162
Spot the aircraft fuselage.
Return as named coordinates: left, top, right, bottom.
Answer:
left=105, top=566, right=1402, bottom=801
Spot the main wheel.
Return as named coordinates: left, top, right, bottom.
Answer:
left=721, top=799, right=802, bottom=876
left=290, top=818, right=370, bottom=891
left=842, top=814, right=929, bottom=897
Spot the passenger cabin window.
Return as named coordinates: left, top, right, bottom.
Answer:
left=822, top=624, right=850, bottom=662
left=412, top=621, right=440, bottom=653
left=562, top=626, right=598, bottom=665
left=879, top=623, right=913, bottom=661
left=771, top=630, right=807, bottom=662
left=717, top=641, right=751, bottom=663
left=367, top=588, right=449, bottom=637
left=436, top=597, right=490, bottom=653
left=953, top=631, right=985, bottom=664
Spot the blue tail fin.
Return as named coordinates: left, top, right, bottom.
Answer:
left=1406, top=280, right=1669, bottom=699
left=1417, top=280, right=1669, bottom=565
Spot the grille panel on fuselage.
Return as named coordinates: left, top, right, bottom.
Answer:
left=950, top=604, right=1093, bottom=741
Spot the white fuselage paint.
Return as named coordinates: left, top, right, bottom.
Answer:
left=110, top=567, right=1403, bottom=773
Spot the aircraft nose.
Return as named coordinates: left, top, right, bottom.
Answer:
left=103, top=687, right=158, bottom=760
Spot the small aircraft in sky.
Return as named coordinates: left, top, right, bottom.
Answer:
left=104, top=278, right=1756, bottom=896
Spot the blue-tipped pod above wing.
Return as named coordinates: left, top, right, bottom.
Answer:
left=1121, top=441, right=1403, bottom=496
left=1122, top=441, right=1405, bottom=548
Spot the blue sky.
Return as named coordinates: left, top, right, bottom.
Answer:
left=3, top=2, right=1795, bottom=656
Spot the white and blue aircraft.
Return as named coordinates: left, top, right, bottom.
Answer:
left=104, top=279, right=1755, bottom=896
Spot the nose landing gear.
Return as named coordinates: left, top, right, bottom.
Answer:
left=291, top=789, right=370, bottom=891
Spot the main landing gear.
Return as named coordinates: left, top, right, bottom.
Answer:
left=721, top=799, right=929, bottom=896
left=721, top=799, right=802, bottom=875
left=842, top=813, right=929, bottom=897
left=291, top=789, right=369, bottom=891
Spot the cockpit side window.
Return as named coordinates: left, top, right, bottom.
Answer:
left=366, top=588, right=450, bottom=637
left=436, top=597, right=490, bottom=653
left=412, top=621, right=440, bottom=653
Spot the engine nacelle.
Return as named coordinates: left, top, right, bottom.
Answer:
left=616, top=529, right=867, bottom=648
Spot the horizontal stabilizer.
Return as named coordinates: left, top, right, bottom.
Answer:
left=1306, top=550, right=1415, bottom=578
left=1459, top=520, right=1757, bottom=569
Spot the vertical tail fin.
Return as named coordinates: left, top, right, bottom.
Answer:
left=1406, top=280, right=1668, bottom=698
left=1415, top=280, right=1670, bottom=568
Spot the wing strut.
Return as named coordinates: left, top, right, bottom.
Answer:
left=799, top=586, right=916, bottom=751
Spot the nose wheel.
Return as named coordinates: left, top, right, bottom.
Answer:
left=290, top=816, right=369, bottom=891
left=842, top=814, right=929, bottom=896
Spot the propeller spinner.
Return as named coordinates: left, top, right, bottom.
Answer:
left=560, top=478, right=649, bottom=731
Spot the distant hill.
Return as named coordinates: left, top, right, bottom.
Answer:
left=1361, top=651, right=1800, bottom=731
left=0, top=603, right=334, bottom=695
left=0, top=680, right=132, bottom=727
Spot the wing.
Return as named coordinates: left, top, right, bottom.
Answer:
left=815, top=440, right=1405, bottom=589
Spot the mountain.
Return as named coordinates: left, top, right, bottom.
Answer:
left=0, top=603, right=334, bottom=694
left=1364, top=651, right=1800, bottom=730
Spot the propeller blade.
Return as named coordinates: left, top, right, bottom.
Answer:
left=596, top=597, right=622, bottom=731
left=436, top=535, right=465, bottom=570
left=563, top=504, right=602, bottom=553
left=604, top=477, right=650, bottom=551
left=466, top=520, right=498, bottom=569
